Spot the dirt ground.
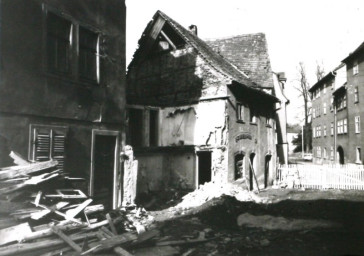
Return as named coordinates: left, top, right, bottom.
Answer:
left=134, top=189, right=364, bottom=256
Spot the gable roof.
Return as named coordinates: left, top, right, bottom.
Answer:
left=342, top=41, right=364, bottom=63
left=308, top=63, right=345, bottom=92
left=205, top=33, right=274, bottom=89
left=128, top=11, right=277, bottom=101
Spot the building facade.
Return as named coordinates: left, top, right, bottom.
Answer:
left=310, top=42, right=364, bottom=165
left=126, top=11, right=288, bottom=193
left=0, top=0, right=126, bottom=208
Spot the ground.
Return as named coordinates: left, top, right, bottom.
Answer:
left=133, top=188, right=364, bottom=256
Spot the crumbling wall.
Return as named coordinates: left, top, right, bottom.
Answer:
left=135, top=149, right=196, bottom=193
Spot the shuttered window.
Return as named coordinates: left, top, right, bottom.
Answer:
left=30, top=125, right=67, bottom=170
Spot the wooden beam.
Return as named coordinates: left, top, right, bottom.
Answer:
left=51, top=226, right=82, bottom=253
left=160, top=30, right=177, bottom=50
left=9, top=151, right=30, bottom=165
left=0, top=222, right=32, bottom=246
left=0, top=159, right=58, bottom=180
left=106, top=213, right=118, bottom=235
left=0, top=231, right=98, bottom=256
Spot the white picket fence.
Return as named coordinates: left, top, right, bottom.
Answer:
left=278, top=164, right=364, bottom=190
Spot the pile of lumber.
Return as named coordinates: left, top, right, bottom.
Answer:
left=0, top=152, right=159, bottom=255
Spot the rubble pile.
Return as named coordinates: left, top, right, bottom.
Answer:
left=175, top=181, right=271, bottom=210
left=0, top=152, right=162, bottom=256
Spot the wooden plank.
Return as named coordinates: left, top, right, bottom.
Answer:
left=0, top=222, right=32, bottom=246
left=65, top=199, right=93, bottom=218
left=0, top=159, right=58, bottom=180
left=51, top=226, right=82, bottom=253
left=31, top=201, right=69, bottom=220
left=9, top=151, right=30, bottom=165
left=0, top=231, right=98, bottom=256
left=0, top=170, right=60, bottom=194
left=106, top=213, right=118, bottom=235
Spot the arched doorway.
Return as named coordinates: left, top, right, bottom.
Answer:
left=264, top=155, right=272, bottom=188
left=249, top=153, right=256, bottom=190
left=337, top=146, right=344, bottom=165
left=234, top=153, right=245, bottom=180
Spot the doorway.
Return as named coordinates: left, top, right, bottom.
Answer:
left=264, top=155, right=272, bottom=188
left=235, top=154, right=245, bottom=180
left=90, top=130, right=120, bottom=209
left=248, top=153, right=256, bottom=190
left=337, top=146, right=344, bottom=165
left=197, top=151, right=212, bottom=186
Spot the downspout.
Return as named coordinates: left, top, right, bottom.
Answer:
left=334, top=98, right=337, bottom=163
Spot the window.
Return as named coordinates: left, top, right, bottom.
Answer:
left=47, top=13, right=72, bottom=73
left=354, top=87, right=359, bottom=103
left=323, top=84, right=327, bottom=94
left=323, top=125, right=327, bottom=137
left=323, top=103, right=327, bottom=115
left=317, top=147, right=321, bottom=158
left=30, top=125, right=67, bottom=170
left=237, top=103, right=244, bottom=122
left=330, top=146, right=334, bottom=160
left=343, top=95, right=347, bottom=108
left=79, top=27, right=99, bottom=82
left=353, top=61, right=359, bottom=75
left=330, top=97, right=334, bottom=112
left=266, top=117, right=272, bottom=127
left=317, top=88, right=321, bottom=98
left=331, top=122, right=334, bottom=135
left=250, top=108, right=257, bottom=124
left=343, top=118, right=347, bottom=133
left=356, top=147, right=362, bottom=164
left=355, top=116, right=360, bottom=133
left=337, top=120, right=343, bottom=134
left=316, top=125, right=321, bottom=137
left=323, top=147, right=327, bottom=159
left=313, top=108, right=316, bottom=119
left=313, top=127, right=316, bottom=138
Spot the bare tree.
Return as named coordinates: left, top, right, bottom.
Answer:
left=295, top=62, right=310, bottom=126
left=315, top=61, right=325, bottom=82
left=295, top=62, right=312, bottom=153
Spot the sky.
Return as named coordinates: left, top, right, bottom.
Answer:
left=125, top=0, right=364, bottom=125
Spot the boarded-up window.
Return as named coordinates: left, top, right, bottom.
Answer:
left=30, top=125, right=67, bottom=170
left=149, top=110, right=159, bottom=146
left=79, top=27, right=99, bottom=82
left=47, top=12, right=72, bottom=73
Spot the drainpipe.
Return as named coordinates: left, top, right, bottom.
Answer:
left=334, top=100, right=337, bottom=163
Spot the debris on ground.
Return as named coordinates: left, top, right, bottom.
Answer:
left=236, top=212, right=339, bottom=230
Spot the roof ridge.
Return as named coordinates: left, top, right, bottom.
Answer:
left=157, top=11, right=257, bottom=87
left=204, top=32, right=266, bottom=42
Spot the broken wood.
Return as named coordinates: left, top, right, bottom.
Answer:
left=23, top=222, right=88, bottom=242
left=84, top=204, right=104, bottom=215
left=0, top=170, right=61, bottom=194
left=51, top=226, right=82, bottom=253
left=45, top=189, right=87, bottom=199
left=9, top=151, right=30, bottom=165
left=0, top=231, right=98, bottom=256
left=0, top=159, right=58, bottom=180
left=31, top=201, right=69, bottom=220
left=0, top=222, right=33, bottom=246
left=106, top=213, right=118, bottom=235
left=248, top=158, right=260, bottom=193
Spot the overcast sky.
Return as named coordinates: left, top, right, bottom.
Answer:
left=125, top=0, right=364, bottom=125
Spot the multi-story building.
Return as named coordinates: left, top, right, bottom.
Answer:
left=126, top=11, right=288, bottom=192
left=0, top=0, right=126, bottom=208
left=310, top=42, right=364, bottom=164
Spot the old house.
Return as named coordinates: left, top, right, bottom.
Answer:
left=0, top=0, right=126, bottom=209
left=127, top=11, right=288, bottom=193
left=310, top=41, right=364, bottom=165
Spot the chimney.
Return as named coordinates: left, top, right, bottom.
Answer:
left=188, top=25, right=198, bottom=36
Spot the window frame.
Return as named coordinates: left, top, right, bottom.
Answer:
left=236, top=103, right=245, bottom=123
left=355, top=116, right=360, bottom=134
